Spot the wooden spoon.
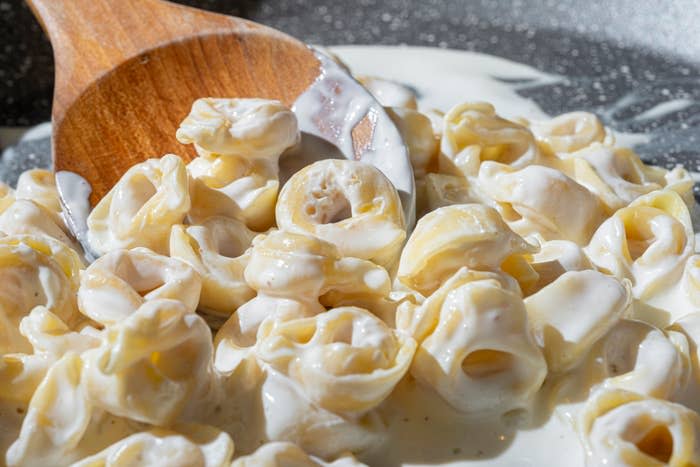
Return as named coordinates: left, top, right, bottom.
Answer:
left=26, top=0, right=414, bottom=223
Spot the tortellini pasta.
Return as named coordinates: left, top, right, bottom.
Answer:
left=15, top=168, right=62, bottom=217
left=398, top=267, right=546, bottom=414
left=397, top=203, right=534, bottom=296
left=525, top=270, right=632, bottom=373
left=0, top=199, right=81, bottom=253
left=87, top=154, right=191, bottom=255
left=177, top=98, right=299, bottom=231
left=0, top=234, right=83, bottom=340
left=78, top=247, right=201, bottom=326
left=528, top=111, right=610, bottom=155
left=82, top=299, right=214, bottom=425
left=386, top=107, right=439, bottom=178
left=478, top=161, right=607, bottom=244
left=439, top=102, right=541, bottom=177
left=586, top=319, right=688, bottom=400
left=276, top=159, right=406, bottom=272
left=214, top=230, right=391, bottom=371
left=71, top=424, right=235, bottom=467
left=580, top=389, right=700, bottom=467
left=170, top=216, right=256, bottom=319
left=586, top=190, right=694, bottom=301
left=256, top=306, right=415, bottom=415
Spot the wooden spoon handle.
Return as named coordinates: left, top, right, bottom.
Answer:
left=25, top=0, right=258, bottom=119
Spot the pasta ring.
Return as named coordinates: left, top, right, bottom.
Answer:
left=78, top=247, right=202, bottom=326
left=276, top=159, right=406, bottom=272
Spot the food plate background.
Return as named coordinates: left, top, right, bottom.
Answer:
left=1, top=0, right=699, bottom=196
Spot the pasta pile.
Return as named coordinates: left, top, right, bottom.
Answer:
left=1, top=72, right=700, bottom=467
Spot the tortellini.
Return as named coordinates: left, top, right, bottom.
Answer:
left=214, top=230, right=391, bottom=371
left=0, top=234, right=83, bottom=340
left=82, top=299, right=214, bottom=425
left=276, top=159, right=406, bottom=272
left=177, top=98, right=299, bottom=231
left=586, top=190, right=694, bottom=301
left=586, top=319, right=687, bottom=400
left=78, top=248, right=201, bottom=326
left=170, top=216, right=256, bottom=318
left=528, top=111, right=610, bottom=155
left=0, top=199, right=81, bottom=252
left=478, top=161, right=607, bottom=244
left=256, top=306, right=415, bottom=415
left=71, top=424, right=235, bottom=467
left=15, top=168, right=62, bottom=217
left=439, top=102, right=540, bottom=177
left=87, top=154, right=191, bottom=255
left=398, top=268, right=546, bottom=414
left=580, top=389, right=700, bottom=467
left=525, top=270, right=632, bottom=373
left=397, top=203, right=534, bottom=296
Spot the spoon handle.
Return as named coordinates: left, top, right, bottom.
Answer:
left=25, top=0, right=251, bottom=120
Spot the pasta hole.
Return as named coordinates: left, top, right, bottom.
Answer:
left=123, top=174, right=157, bottom=218
left=319, top=193, right=352, bottom=224
left=634, top=425, right=673, bottom=463
left=305, top=204, right=317, bottom=216
left=462, top=350, right=513, bottom=378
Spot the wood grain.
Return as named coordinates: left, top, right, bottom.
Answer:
left=26, top=0, right=320, bottom=205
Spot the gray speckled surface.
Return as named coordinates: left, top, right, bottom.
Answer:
left=2, top=0, right=700, bottom=183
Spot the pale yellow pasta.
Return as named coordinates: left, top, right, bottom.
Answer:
left=580, top=388, right=700, bottom=467
left=398, top=268, right=545, bottom=414
left=522, top=239, right=594, bottom=293
left=232, top=441, right=367, bottom=467
left=478, top=161, right=607, bottom=244
left=6, top=353, right=91, bottom=467
left=525, top=270, right=631, bottom=373
left=82, top=299, right=213, bottom=426
left=176, top=98, right=299, bottom=160
left=386, top=107, right=439, bottom=177
left=0, top=199, right=82, bottom=253
left=439, top=102, right=540, bottom=177
left=0, top=306, right=100, bottom=408
left=528, top=111, right=610, bottom=155
left=87, top=154, right=190, bottom=255
left=681, top=256, right=700, bottom=310
left=15, top=168, right=62, bottom=217
left=186, top=155, right=279, bottom=231
left=177, top=98, right=299, bottom=231
left=586, top=190, right=694, bottom=300
left=258, top=368, right=386, bottom=459
left=421, top=172, right=495, bottom=214
left=256, top=306, right=415, bottom=416
left=561, top=144, right=665, bottom=212
left=397, top=203, right=534, bottom=296
left=0, top=235, right=83, bottom=338
left=170, top=217, right=256, bottom=318
left=585, top=320, right=687, bottom=400
left=276, top=159, right=406, bottom=272
left=71, top=424, right=234, bottom=467
left=78, top=248, right=201, bottom=326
